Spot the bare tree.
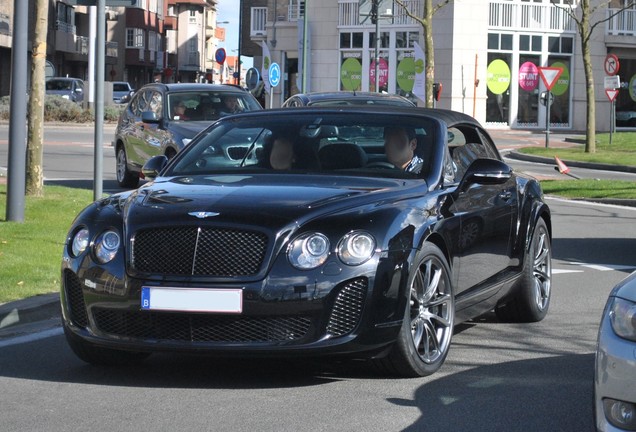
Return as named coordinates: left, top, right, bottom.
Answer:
left=26, top=0, right=49, bottom=196
left=394, top=0, right=452, bottom=108
left=555, top=0, right=636, bottom=153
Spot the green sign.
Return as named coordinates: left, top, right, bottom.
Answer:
left=487, top=59, right=511, bottom=95
left=550, top=61, right=570, bottom=96
left=396, top=57, right=415, bottom=92
left=341, top=57, right=362, bottom=91
left=630, top=74, right=636, bottom=101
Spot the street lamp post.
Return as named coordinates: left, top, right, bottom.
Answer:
left=373, top=0, right=379, bottom=91
left=214, top=20, right=229, bottom=83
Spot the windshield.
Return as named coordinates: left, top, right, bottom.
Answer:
left=46, top=80, right=74, bottom=91
left=165, top=112, right=440, bottom=180
left=168, top=91, right=261, bottom=121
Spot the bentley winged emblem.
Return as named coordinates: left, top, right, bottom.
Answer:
left=188, top=211, right=220, bottom=219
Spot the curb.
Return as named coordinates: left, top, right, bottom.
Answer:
left=0, top=293, right=61, bottom=339
left=506, top=151, right=636, bottom=174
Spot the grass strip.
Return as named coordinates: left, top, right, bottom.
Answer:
left=0, top=185, right=93, bottom=304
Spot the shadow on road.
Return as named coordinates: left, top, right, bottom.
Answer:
left=390, top=353, right=595, bottom=432
left=44, top=179, right=131, bottom=195
left=553, top=237, right=636, bottom=270
left=1, top=334, right=595, bottom=431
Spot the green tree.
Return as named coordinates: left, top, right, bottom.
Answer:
left=554, top=0, right=636, bottom=153
left=26, top=0, right=50, bottom=196
left=394, top=0, right=452, bottom=108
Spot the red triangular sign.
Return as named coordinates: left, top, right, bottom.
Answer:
left=606, top=89, right=619, bottom=102
left=555, top=156, right=570, bottom=174
left=538, top=67, right=564, bottom=91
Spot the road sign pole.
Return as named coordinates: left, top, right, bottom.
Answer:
left=610, top=100, right=614, bottom=146
left=545, top=93, right=551, bottom=148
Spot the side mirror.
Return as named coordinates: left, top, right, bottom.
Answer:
left=457, top=158, right=512, bottom=193
left=142, top=155, right=168, bottom=180
left=141, top=111, right=160, bottom=124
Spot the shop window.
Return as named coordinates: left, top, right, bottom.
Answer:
left=353, top=32, right=363, bottom=48
left=486, top=54, right=512, bottom=125
left=340, top=33, right=351, bottom=49
left=488, top=33, right=513, bottom=51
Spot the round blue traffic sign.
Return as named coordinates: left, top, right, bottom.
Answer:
left=215, top=48, right=226, bottom=65
left=269, top=62, right=281, bottom=87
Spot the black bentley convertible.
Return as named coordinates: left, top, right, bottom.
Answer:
left=61, top=107, right=552, bottom=377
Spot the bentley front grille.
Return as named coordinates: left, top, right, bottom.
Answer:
left=93, top=308, right=311, bottom=343
left=131, top=227, right=268, bottom=277
left=325, top=278, right=368, bottom=337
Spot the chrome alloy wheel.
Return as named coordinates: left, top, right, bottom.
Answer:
left=532, top=228, right=552, bottom=312
left=409, top=255, right=454, bottom=365
left=116, top=148, right=127, bottom=183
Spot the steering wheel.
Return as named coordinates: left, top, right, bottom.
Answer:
left=366, top=161, right=396, bottom=169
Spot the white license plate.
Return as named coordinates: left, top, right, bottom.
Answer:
left=141, top=287, right=243, bottom=313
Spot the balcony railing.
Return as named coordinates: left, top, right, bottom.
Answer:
left=489, top=1, right=575, bottom=32
left=606, top=8, right=636, bottom=36
left=75, top=35, right=88, bottom=55
left=338, top=0, right=421, bottom=26
left=55, top=20, right=76, bottom=34
left=251, top=7, right=267, bottom=37
left=106, top=41, right=118, bottom=57
left=0, top=13, right=10, bottom=35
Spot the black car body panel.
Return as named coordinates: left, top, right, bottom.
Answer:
left=63, top=107, right=551, bottom=374
left=282, top=91, right=417, bottom=107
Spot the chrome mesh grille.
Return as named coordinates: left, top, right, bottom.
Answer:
left=93, top=308, right=311, bottom=343
left=326, top=278, right=367, bottom=337
left=131, top=227, right=268, bottom=277
left=64, top=270, right=88, bottom=328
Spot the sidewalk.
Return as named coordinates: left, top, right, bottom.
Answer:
left=0, top=293, right=61, bottom=339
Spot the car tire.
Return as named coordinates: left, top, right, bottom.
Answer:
left=377, top=243, right=455, bottom=377
left=63, top=324, right=150, bottom=366
left=116, top=146, right=139, bottom=188
left=496, top=218, right=551, bottom=323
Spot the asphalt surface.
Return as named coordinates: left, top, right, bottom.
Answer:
left=0, top=128, right=635, bottom=339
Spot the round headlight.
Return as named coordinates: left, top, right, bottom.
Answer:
left=609, top=297, right=636, bottom=341
left=288, top=233, right=330, bottom=270
left=71, top=228, right=90, bottom=257
left=337, top=231, right=376, bottom=266
left=94, top=230, right=121, bottom=264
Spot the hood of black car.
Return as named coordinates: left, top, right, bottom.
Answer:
left=122, top=174, right=418, bottom=230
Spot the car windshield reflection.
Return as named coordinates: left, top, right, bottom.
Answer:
left=165, top=113, right=440, bottom=180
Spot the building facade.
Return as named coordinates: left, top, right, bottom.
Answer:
left=243, top=0, right=636, bottom=132
left=0, top=0, right=227, bottom=101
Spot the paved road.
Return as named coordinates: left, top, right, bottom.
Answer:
left=1, top=198, right=635, bottom=431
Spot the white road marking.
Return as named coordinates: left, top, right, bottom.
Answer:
left=575, top=263, right=636, bottom=272
left=0, top=327, right=63, bottom=348
left=553, top=269, right=584, bottom=274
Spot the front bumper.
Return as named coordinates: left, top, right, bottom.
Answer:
left=60, top=264, right=405, bottom=358
left=595, top=311, right=636, bottom=431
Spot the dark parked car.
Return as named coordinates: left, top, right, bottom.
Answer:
left=62, top=107, right=552, bottom=377
left=595, top=271, right=636, bottom=431
left=282, top=91, right=416, bottom=107
left=111, top=81, right=134, bottom=104
left=45, top=77, right=85, bottom=103
left=113, top=82, right=262, bottom=188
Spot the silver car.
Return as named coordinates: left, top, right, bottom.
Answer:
left=595, top=271, right=636, bottom=431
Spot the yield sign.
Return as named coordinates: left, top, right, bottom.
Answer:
left=538, top=66, right=563, bottom=91
left=606, top=89, right=619, bottom=102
